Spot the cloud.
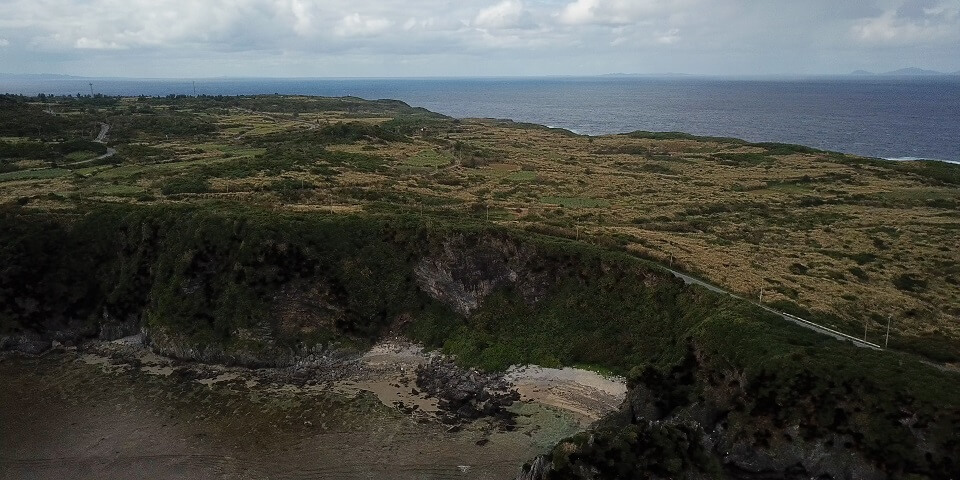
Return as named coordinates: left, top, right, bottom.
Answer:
left=0, top=0, right=957, bottom=76
left=335, top=13, right=392, bottom=37
left=852, top=0, right=960, bottom=45
left=0, top=38, right=9, bottom=47
left=559, top=0, right=602, bottom=25
left=474, top=0, right=535, bottom=29
left=74, top=37, right=125, bottom=50
left=289, top=0, right=316, bottom=36
left=557, top=0, right=695, bottom=26
left=656, top=28, right=681, bottom=45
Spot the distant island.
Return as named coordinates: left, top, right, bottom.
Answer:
left=0, top=73, right=85, bottom=80
left=851, top=67, right=960, bottom=76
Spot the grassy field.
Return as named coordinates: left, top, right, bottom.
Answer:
left=2, top=93, right=958, bottom=364
left=0, top=168, right=71, bottom=181
left=404, top=149, right=451, bottom=167
left=541, top=196, right=610, bottom=208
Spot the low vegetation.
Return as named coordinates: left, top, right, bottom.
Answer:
left=2, top=93, right=956, bottom=364
left=1, top=93, right=958, bottom=478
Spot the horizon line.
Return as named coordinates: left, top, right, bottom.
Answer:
left=3, top=71, right=960, bottom=81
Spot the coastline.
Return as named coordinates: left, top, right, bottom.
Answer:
left=2, top=77, right=957, bottom=162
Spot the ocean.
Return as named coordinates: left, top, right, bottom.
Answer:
left=2, top=75, right=958, bottom=163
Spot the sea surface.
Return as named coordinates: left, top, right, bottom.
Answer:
left=2, top=75, right=958, bottom=163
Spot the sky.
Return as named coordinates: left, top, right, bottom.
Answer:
left=0, top=0, right=958, bottom=77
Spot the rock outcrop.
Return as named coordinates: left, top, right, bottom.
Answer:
left=1, top=313, right=136, bottom=355
left=415, top=357, right=520, bottom=426
left=414, top=235, right=551, bottom=315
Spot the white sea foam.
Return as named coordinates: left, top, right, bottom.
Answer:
left=884, top=156, right=960, bottom=165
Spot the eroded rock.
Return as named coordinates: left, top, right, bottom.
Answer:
left=415, top=358, right=520, bottom=426
left=414, top=235, right=551, bottom=315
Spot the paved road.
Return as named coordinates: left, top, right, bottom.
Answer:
left=94, top=122, right=110, bottom=143
left=663, top=266, right=883, bottom=350
left=65, top=123, right=116, bottom=166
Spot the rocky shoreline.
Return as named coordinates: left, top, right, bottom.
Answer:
left=1, top=344, right=592, bottom=480
left=2, top=332, right=625, bottom=431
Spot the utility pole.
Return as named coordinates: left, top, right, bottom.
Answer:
left=864, top=321, right=868, bottom=341
left=885, top=315, right=892, bottom=349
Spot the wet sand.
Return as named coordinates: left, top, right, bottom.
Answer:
left=0, top=339, right=625, bottom=479
left=506, top=366, right=627, bottom=423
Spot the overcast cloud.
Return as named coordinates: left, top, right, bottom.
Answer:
left=0, top=0, right=957, bottom=77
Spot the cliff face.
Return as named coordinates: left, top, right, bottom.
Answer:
left=414, top=235, right=551, bottom=316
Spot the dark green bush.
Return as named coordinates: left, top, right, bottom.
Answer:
left=159, top=176, right=211, bottom=195
left=0, top=140, right=58, bottom=161
left=57, top=139, right=107, bottom=156
left=713, top=152, right=774, bottom=166
left=893, top=273, right=928, bottom=292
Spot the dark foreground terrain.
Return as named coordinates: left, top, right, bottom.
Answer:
left=1, top=342, right=587, bottom=480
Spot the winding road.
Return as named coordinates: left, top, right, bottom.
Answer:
left=665, top=265, right=960, bottom=374
left=65, top=122, right=116, bottom=166
left=664, top=266, right=884, bottom=350
left=94, top=122, right=110, bottom=143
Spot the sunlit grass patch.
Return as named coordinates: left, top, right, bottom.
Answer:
left=85, top=184, right=146, bottom=197
left=0, top=168, right=71, bottom=182
left=404, top=149, right=451, bottom=168
left=65, top=151, right=99, bottom=162
left=488, top=163, right=520, bottom=172
left=541, top=196, right=610, bottom=208
left=506, top=171, right=537, bottom=182
left=191, top=143, right=265, bottom=158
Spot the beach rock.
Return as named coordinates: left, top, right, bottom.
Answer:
left=515, top=455, right=552, bottom=480
left=415, top=358, right=520, bottom=425
left=0, top=334, right=52, bottom=355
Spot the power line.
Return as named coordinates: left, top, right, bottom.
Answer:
left=885, top=315, right=892, bottom=349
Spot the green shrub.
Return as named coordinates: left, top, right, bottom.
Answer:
left=752, top=142, right=823, bottom=155
left=0, top=140, right=58, bottom=161
left=57, top=139, right=108, bottom=156
left=893, top=273, right=928, bottom=292
left=713, top=152, right=774, bottom=166
left=267, top=178, right=314, bottom=202
left=159, top=176, right=210, bottom=195
left=848, top=266, right=869, bottom=281
left=788, top=263, right=809, bottom=275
